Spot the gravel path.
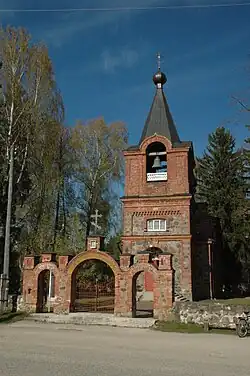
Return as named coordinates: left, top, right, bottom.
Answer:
left=0, top=321, right=249, bottom=376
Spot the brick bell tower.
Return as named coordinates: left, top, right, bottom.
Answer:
left=121, top=56, right=196, bottom=300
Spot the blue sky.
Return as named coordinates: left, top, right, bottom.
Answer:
left=1, top=0, right=250, bottom=156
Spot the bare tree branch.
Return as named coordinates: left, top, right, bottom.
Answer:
left=232, top=96, right=250, bottom=112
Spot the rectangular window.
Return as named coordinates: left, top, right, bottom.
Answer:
left=154, top=220, right=160, bottom=230
left=147, top=220, right=153, bottom=231
left=160, top=220, right=166, bottom=231
left=147, top=219, right=166, bottom=232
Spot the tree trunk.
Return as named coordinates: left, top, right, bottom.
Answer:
left=53, top=189, right=60, bottom=251
left=62, top=179, right=67, bottom=237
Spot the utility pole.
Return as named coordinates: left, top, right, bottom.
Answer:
left=0, top=61, right=12, bottom=312
left=208, top=238, right=214, bottom=300
left=2, top=144, right=14, bottom=310
left=0, top=62, right=5, bottom=312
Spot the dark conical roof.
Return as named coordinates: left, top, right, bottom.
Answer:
left=125, top=61, right=193, bottom=152
left=139, top=82, right=180, bottom=144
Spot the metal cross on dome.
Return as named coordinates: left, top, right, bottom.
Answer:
left=90, top=209, right=102, bottom=231
left=157, top=52, right=162, bottom=70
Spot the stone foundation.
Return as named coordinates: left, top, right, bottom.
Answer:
left=172, top=301, right=250, bottom=329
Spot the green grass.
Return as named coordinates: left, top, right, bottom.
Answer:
left=0, top=311, right=28, bottom=324
left=215, top=298, right=250, bottom=306
left=154, top=321, right=236, bottom=335
left=200, top=298, right=250, bottom=306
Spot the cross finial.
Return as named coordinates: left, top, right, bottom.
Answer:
left=90, top=209, right=102, bottom=233
left=157, top=52, right=161, bottom=71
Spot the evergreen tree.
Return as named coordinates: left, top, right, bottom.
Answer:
left=197, top=127, right=249, bottom=283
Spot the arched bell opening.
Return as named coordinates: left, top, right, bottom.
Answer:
left=146, top=142, right=167, bottom=182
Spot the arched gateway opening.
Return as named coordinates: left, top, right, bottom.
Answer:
left=132, top=271, right=154, bottom=318
left=36, top=269, right=55, bottom=313
left=131, top=248, right=162, bottom=318
left=70, top=260, right=115, bottom=313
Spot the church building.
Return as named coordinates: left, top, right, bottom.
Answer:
left=20, top=59, right=221, bottom=316
left=121, top=60, right=197, bottom=301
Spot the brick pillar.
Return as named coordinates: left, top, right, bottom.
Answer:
left=158, top=254, right=172, bottom=270
left=154, top=254, right=173, bottom=320
left=181, top=239, right=192, bottom=300
left=136, top=254, right=150, bottom=264
left=58, top=255, right=73, bottom=271
left=114, top=272, right=132, bottom=317
left=22, top=257, right=36, bottom=312
left=54, top=256, right=73, bottom=314
left=154, top=270, right=173, bottom=320
left=120, top=254, right=132, bottom=271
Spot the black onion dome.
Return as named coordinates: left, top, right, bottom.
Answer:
left=153, top=70, right=167, bottom=86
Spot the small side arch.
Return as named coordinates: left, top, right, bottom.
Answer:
left=34, top=261, right=60, bottom=279
left=128, top=262, right=158, bottom=280
left=128, top=263, right=158, bottom=318
left=34, top=262, right=60, bottom=313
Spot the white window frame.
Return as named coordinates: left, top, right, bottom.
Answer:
left=147, top=219, right=167, bottom=232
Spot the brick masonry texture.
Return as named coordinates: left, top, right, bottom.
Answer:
left=124, top=136, right=190, bottom=197
left=20, top=130, right=215, bottom=317
left=122, top=134, right=194, bottom=300
left=21, top=236, right=174, bottom=320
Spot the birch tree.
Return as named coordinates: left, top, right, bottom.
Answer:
left=0, top=26, right=62, bottom=290
left=70, top=118, right=127, bottom=242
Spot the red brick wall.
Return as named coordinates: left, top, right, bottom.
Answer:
left=22, top=259, right=60, bottom=313
left=21, top=246, right=174, bottom=319
left=124, top=136, right=190, bottom=198
left=144, top=271, right=154, bottom=291
left=122, top=134, right=194, bottom=301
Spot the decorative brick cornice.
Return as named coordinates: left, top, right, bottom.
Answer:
left=121, top=194, right=192, bottom=202
left=133, top=210, right=181, bottom=217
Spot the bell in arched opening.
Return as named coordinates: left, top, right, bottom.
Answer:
left=152, top=155, right=161, bottom=169
left=146, top=142, right=168, bottom=182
